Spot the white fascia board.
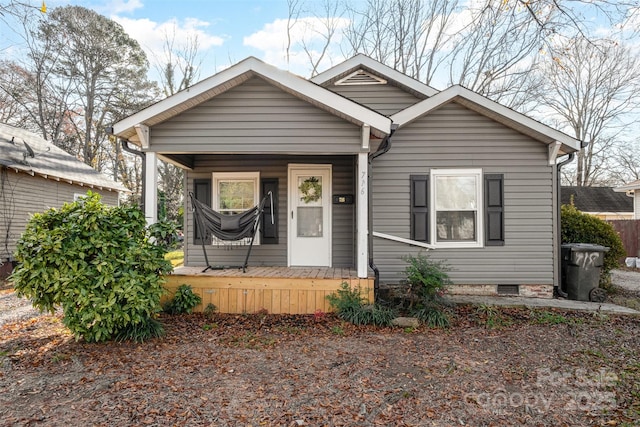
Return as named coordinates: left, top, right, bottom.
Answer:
left=311, top=54, right=439, bottom=97
left=392, top=85, right=581, bottom=153
left=114, top=56, right=391, bottom=139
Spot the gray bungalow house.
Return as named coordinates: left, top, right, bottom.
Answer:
left=111, top=55, right=580, bottom=313
left=0, top=123, right=126, bottom=276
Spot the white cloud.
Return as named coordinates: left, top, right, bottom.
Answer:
left=243, top=16, right=350, bottom=76
left=112, top=15, right=225, bottom=62
left=104, top=0, right=143, bottom=14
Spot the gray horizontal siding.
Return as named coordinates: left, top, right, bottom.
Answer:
left=328, top=83, right=422, bottom=115
left=150, top=77, right=362, bottom=154
left=184, top=155, right=355, bottom=269
left=0, top=172, right=119, bottom=261
left=372, top=102, right=555, bottom=285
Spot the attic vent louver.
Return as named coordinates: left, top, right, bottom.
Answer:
left=335, top=69, right=387, bottom=86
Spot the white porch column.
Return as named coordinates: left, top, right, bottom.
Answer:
left=357, top=152, right=369, bottom=278
left=145, top=151, right=158, bottom=225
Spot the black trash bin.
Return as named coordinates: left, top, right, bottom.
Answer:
left=560, top=243, right=609, bottom=302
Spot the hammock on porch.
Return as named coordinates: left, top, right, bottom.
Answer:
left=189, top=191, right=273, bottom=273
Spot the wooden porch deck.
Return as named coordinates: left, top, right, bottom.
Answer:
left=164, top=266, right=375, bottom=314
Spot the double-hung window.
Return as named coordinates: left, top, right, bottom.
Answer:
left=212, top=172, right=260, bottom=244
left=411, top=169, right=504, bottom=249
left=432, top=169, right=482, bottom=248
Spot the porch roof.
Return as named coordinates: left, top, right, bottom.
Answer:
left=391, top=85, right=582, bottom=156
left=112, top=57, right=392, bottom=143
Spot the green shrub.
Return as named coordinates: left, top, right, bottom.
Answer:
left=11, top=192, right=172, bottom=342
left=326, top=282, right=397, bottom=326
left=403, top=253, right=452, bottom=302
left=115, top=317, right=165, bottom=343
left=561, top=204, right=625, bottom=275
left=402, top=253, right=452, bottom=327
left=164, top=284, right=202, bottom=314
left=412, top=304, right=450, bottom=328
left=204, top=303, right=217, bottom=318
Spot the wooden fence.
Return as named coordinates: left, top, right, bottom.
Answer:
left=609, top=220, right=639, bottom=258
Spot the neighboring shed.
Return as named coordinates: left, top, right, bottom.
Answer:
left=561, top=186, right=634, bottom=220
left=0, top=123, right=126, bottom=271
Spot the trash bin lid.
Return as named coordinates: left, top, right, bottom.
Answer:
left=561, top=243, right=610, bottom=252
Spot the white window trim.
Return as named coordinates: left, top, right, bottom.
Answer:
left=211, top=171, right=261, bottom=245
left=430, top=168, right=483, bottom=249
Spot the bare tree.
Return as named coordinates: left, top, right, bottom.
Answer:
left=540, top=37, right=640, bottom=186
left=0, top=5, right=74, bottom=148
left=152, top=24, right=203, bottom=97
left=610, top=140, right=640, bottom=185
left=285, top=0, right=302, bottom=65
left=299, top=0, right=346, bottom=77
left=447, top=0, right=548, bottom=107
left=343, top=0, right=458, bottom=83
left=150, top=28, right=210, bottom=223
left=37, top=5, right=157, bottom=172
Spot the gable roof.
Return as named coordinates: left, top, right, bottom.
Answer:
left=614, top=179, right=640, bottom=193
left=112, top=56, right=392, bottom=141
left=561, top=186, right=633, bottom=213
left=311, top=53, right=439, bottom=98
left=0, top=123, right=127, bottom=193
left=391, top=85, right=581, bottom=155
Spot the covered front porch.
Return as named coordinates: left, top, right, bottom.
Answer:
left=164, top=266, right=374, bottom=314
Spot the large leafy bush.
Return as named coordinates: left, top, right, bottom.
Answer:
left=561, top=204, right=625, bottom=276
left=11, top=192, right=173, bottom=342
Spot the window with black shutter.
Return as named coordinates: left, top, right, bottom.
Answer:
left=261, top=178, right=278, bottom=244
left=484, top=174, right=505, bottom=246
left=410, top=175, right=429, bottom=242
left=193, top=179, right=211, bottom=245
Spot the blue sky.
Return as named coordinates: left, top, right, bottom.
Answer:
left=5, top=0, right=638, bottom=86
left=32, top=0, right=334, bottom=79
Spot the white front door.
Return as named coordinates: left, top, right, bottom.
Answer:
left=288, top=164, right=332, bottom=267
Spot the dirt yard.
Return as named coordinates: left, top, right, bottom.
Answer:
left=1, top=303, right=638, bottom=426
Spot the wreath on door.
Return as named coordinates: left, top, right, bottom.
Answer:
left=299, top=176, right=322, bottom=203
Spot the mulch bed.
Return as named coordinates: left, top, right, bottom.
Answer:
left=1, top=306, right=638, bottom=426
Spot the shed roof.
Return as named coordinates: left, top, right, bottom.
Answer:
left=0, top=123, right=127, bottom=193
left=561, top=186, right=633, bottom=213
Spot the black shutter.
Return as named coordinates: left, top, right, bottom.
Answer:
left=484, top=174, right=504, bottom=246
left=193, top=179, right=211, bottom=245
left=261, top=178, right=278, bottom=244
left=410, top=175, right=429, bottom=242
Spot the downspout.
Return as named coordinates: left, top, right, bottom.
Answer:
left=368, top=123, right=398, bottom=299
left=555, top=145, right=582, bottom=297
left=120, top=139, right=146, bottom=214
